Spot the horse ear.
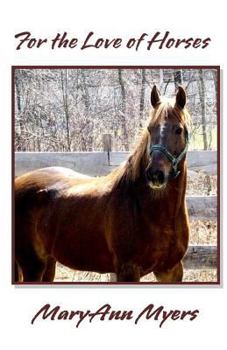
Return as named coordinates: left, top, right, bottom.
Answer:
left=175, top=86, right=186, bottom=109
left=151, top=85, right=161, bottom=108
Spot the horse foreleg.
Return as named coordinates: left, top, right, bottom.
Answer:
left=116, top=262, right=140, bottom=282
left=42, top=257, right=56, bottom=282
left=14, top=260, right=23, bottom=282
left=23, top=262, right=46, bottom=282
left=154, top=261, right=183, bottom=283
left=18, top=253, right=46, bottom=282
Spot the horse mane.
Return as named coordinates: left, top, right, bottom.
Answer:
left=108, top=99, right=191, bottom=190
left=107, top=129, right=150, bottom=189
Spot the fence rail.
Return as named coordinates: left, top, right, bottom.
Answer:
left=183, top=245, right=217, bottom=269
left=15, top=150, right=217, bottom=177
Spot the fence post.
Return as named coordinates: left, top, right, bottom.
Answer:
left=102, top=134, right=112, bottom=165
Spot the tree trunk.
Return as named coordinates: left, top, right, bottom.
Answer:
left=118, top=69, right=129, bottom=151
left=173, top=70, right=182, bottom=89
left=60, top=70, right=71, bottom=151
left=212, top=69, right=218, bottom=100
left=139, top=69, right=146, bottom=119
left=80, top=70, right=93, bottom=151
left=198, top=69, right=208, bottom=150
left=15, top=71, right=25, bottom=151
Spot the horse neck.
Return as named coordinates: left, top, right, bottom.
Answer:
left=150, top=161, right=187, bottom=216
left=111, top=132, right=149, bottom=189
left=170, top=162, right=187, bottom=211
left=125, top=132, right=150, bottom=182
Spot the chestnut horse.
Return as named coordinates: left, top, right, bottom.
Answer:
left=14, top=86, right=190, bottom=283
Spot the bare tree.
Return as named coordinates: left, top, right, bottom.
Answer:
left=198, top=69, right=208, bottom=150
left=14, top=68, right=218, bottom=152
left=60, top=70, right=71, bottom=151
left=173, top=70, right=182, bottom=89
left=118, top=69, right=129, bottom=151
left=139, top=69, right=146, bottom=119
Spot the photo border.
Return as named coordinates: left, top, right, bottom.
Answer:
left=11, top=65, right=221, bottom=286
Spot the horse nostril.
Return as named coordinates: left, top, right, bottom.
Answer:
left=146, top=168, right=153, bottom=181
left=155, top=170, right=165, bottom=184
left=146, top=169, right=165, bottom=184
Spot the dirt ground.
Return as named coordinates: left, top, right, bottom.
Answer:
left=54, top=264, right=217, bottom=283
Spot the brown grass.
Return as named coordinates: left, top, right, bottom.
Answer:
left=187, top=172, right=217, bottom=196
left=54, top=263, right=217, bottom=283
left=190, top=220, right=217, bottom=245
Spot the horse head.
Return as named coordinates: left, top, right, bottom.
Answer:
left=145, top=85, right=190, bottom=189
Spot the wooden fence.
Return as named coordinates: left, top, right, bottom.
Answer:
left=15, top=151, right=218, bottom=271
left=15, top=150, right=217, bottom=176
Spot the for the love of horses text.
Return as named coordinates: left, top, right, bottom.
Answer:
left=14, top=31, right=211, bottom=51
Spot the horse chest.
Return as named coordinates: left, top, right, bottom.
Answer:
left=137, top=224, right=187, bottom=274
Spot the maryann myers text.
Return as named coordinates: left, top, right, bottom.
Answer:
left=31, top=303, right=199, bottom=328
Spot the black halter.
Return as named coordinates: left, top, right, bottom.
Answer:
left=149, top=130, right=189, bottom=179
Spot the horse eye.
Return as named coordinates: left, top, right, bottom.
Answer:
left=175, top=127, right=183, bottom=135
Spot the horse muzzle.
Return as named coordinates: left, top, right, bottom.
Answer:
left=145, top=167, right=167, bottom=189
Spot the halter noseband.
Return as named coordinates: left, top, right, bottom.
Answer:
left=149, top=131, right=189, bottom=179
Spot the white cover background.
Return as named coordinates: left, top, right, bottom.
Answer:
left=0, top=1, right=225, bottom=349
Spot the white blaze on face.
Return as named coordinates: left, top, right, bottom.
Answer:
left=159, top=107, right=168, bottom=144
left=159, top=121, right=167, bottom=144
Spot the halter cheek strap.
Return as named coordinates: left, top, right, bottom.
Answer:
left=149, top=132, right=189, bottom=179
